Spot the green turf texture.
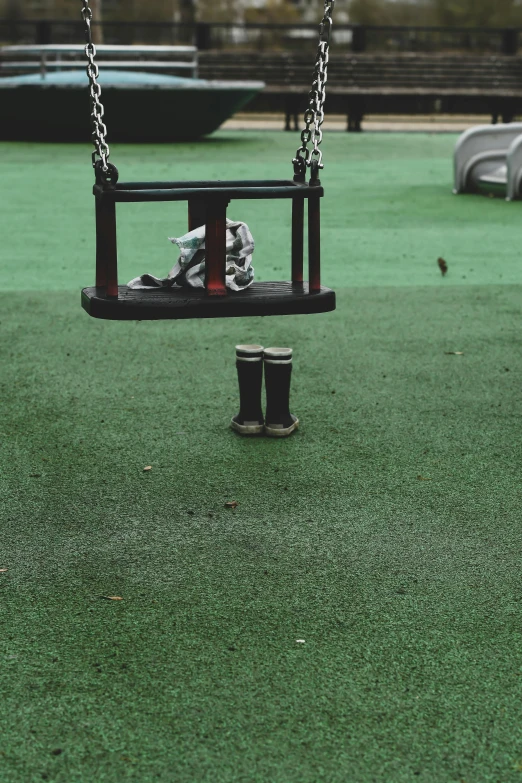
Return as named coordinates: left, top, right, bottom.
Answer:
left=2, top=132, right=522, bottom=782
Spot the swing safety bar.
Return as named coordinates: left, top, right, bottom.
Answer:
left=94, top=179, right=324, bottom=202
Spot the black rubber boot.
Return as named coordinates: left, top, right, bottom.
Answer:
left=264, top=347, right=299, bottom=437
left=230, top=344, right=265, bottom=436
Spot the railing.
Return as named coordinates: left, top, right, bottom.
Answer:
left=0, top=20, right=520, bottom=55
left=0, top=44, right=199, bottom=78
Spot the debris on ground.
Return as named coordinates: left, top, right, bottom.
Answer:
left=225, top=500, right=239, bottom=509
left=438, top=257, right=448, bottom=275
left=143, top=466, right=152, bottom=472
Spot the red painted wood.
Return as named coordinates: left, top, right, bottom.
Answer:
left=291, top=197, right=304, bottom=283
left=96, top=197, right=118, bottom=298
left=205, top=200, right=228, bottom=297
left=95, top=198, right=107, bottom=288
left=308, top=195, right=321, bottom=292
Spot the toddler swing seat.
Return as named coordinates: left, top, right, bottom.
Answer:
left=79, top=0, right=336, bottom=321
left=82, top=170, right=334, bottom=320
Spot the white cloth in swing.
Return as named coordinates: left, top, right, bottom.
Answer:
left=127, top=219, right=255, bottom=292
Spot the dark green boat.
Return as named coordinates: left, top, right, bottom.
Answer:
left=0, top=69, right=265, bottom=142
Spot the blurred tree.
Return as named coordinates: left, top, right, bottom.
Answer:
left=349, top=0, right=522, bottom=26
left=131, top=0, right=176, bottom=22
left=10, top=0, right=522, bottom=28
left=91, top=0, right=103, bottom=43
left=4, top=0, right=23, bottom=19
left=349, top=0, right=435, bottom=25
left=196, top=0, right=243, bottom=22
left=432, top=0, right=522, bottom=26
left=348, top=0, right=384, bottom=25
left=179, top=0, right=196, bottom=24
left=244, top=0, right=299, bottom=23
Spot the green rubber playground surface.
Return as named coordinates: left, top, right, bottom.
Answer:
left=1, top=132, right=522, bottom=782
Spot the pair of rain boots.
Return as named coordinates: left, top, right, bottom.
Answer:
left=231, top=344, right=299, bottom=437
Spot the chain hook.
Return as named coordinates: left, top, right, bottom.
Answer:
left=309, top=159, right=321, bottom=186
left=293, top=156, right=307, bottom=182
left=95, top=160, right=119, bottom=189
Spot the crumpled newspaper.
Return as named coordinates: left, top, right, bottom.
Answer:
left=128, top=219, right=254, bottom=292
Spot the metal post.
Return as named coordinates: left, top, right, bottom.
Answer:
left=195, top=22, right=211, bottom=51
left=351, top=25, right=366, bottom=53
left=501, top=28, right=518, bottom=55
left=205, top=200, right=228, bottom=296
left=36, top=20, right=51, bottom=46
left=95, top=196, right=118, bottom=298
left=40, top=51, right=47, bottom=80
left=308, top=195, right=321, bottom=293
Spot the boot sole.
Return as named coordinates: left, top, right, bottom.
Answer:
left=264, top=418, right=299, bottom=438
left=230, top=419, right=265, bottom=436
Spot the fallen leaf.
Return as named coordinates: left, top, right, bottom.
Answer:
left=0, top=569, right=8, bottom=573
left=445, top=351, right=464, bottom=355
left=225, top=500, right=239, bottom=509
left=417, top=475, right=432, bottom=481
left=143, top=466, right=152, bottom=472
left=101, top=595, right=123, bottom=601
left=437, top=257, right=448, bottom=276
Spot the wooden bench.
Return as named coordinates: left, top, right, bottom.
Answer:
left=199, top=52, right=522, bottom=130
left=0, top=44, right=199, bottom=78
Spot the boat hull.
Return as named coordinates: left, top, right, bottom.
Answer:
left=0, top=71, right=265, bottom=141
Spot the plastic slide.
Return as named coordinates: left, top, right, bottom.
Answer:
left=453, top=123, right=522, bottom=200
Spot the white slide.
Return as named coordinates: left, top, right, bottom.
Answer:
left=453, top=123, right=522, bottom=201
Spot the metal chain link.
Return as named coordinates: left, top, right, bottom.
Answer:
left=293, top=0, right=334, bottom=174
left=81, top=0, right=110, bottom=172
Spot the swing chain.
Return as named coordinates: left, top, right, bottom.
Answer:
left=293, top=0, right=334, bottom=176
left=81, top=0, right=111, bottom=174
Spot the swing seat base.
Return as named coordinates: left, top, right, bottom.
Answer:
left=81, top=282, right=336, bottom=321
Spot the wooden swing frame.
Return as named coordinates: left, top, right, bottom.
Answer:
left=81, top=172, right=335, bottom=320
